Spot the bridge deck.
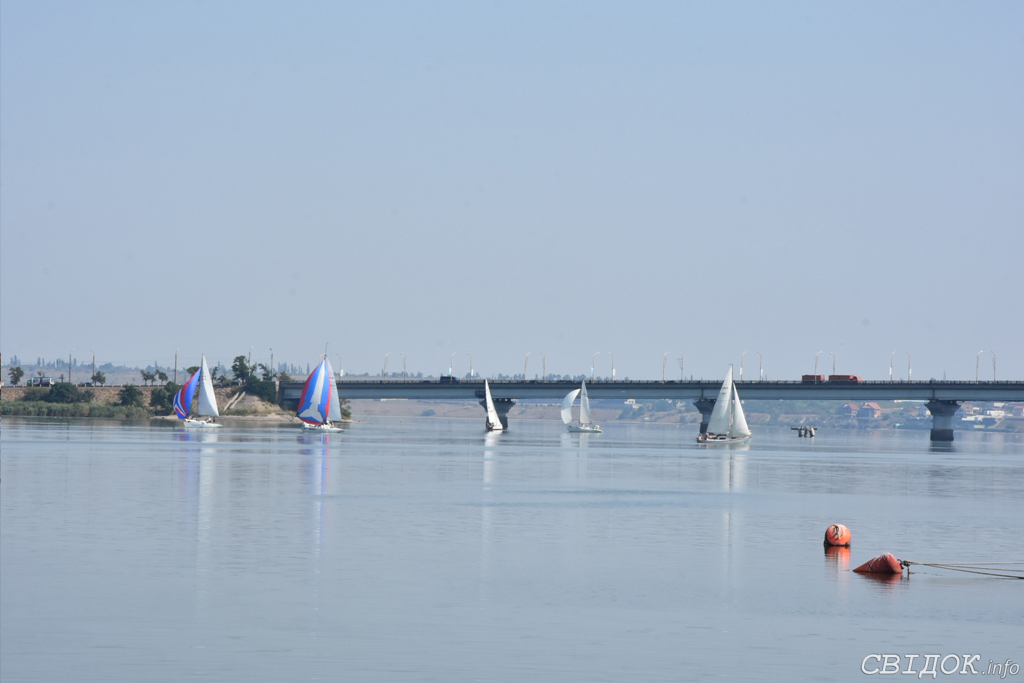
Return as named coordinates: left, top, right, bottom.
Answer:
left=282, top=379, right=1024, bottom=403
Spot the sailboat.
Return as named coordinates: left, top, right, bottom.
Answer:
left=174, top=355, right=221, bottom=427
left=483, top=380, right=503, bottom=432
left=562, top=380, right=601, bottom=433
left=297, top=357, right=343, bottom=431
left=697, top=366, right=751, bottom=443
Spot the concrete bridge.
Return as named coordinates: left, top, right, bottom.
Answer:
left=280, top=378, right=1024, bottom=442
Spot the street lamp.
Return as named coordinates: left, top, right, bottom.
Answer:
left=524, top=352, right=531, bottom=381
left=678, top=352, right=684, bottom=381
left=906, top=352, right=911, bottom=382
left=757, top=352, right=763, bottom=381
left=830, top=351, right=836, bottom=376
left=608, top=352, right=615, bottom=380
left=69, top=349, right=74, bottom=384
left=541, top=353, right=546, bottom=381
left=466, top=352, right=472, bottom=379
left=740, top=351, right=746, bottom=381
left=592, top=352, right=599, bottom=381
left=91, top=350, right=96, bottom=385
left=383, top=352, right=390, bottom=380
left=402, top=352, right=407, bottom=380
left=890, top=350, right=896, bottom=383
left=991, top=351, right=996, bottom=381
left=174, top=348, right=178, bottom=384
left=814, top=351, right=822, bottom=376
left=450, top=352, right=456, bottom=378
left=662, top=352, right=669, bottom=382
left=976, top=350, right=984, bottom=382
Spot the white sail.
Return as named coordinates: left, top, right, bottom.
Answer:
left=484, top=380, right=503, bottom=431
left=728, top=385, right=751, bottom=438
left=561, top=388, right=581, bottom=425
left=706, top=367, right=734, bottom=435
left=197, top=355, right=219, bottom=418
left=325, top=358, right=342, bottom=423
left=579, top=381, right=593, bottom=426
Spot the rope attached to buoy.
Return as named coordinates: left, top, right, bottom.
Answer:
left=900, top=561, right=1024, bottom=580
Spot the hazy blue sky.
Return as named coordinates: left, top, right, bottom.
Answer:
left=2, top=1, right=1021, bottom=381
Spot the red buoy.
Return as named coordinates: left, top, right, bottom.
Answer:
left=853, top=553, right=903, bottom=575
left=824, top=524, right=851, bottom=547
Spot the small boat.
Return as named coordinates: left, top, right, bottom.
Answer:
left=174, top=355, right=221, bottom=427
left=298, top=356, right=343, bottom=431
left=484, top=380, right=503, bottom=432
left=696, top=366, right=750, bottom=443
left=562, top=380, right=601, bottom=433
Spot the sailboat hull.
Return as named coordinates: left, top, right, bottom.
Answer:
left=301, top=421, right=342, bottom=432
left=696, top=434, right=750, bottom=444
left=182, top=418, right=221, bottom=428
left=568, top=425, right=602, bottom=433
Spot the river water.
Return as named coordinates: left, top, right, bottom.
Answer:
left=1, top=416, right=1021, bottom=682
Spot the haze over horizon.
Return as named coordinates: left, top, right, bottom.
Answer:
left=2, top=1, right=1021, bottom=382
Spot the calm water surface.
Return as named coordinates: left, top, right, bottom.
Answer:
left=2, top=417, right=1022, bottom=682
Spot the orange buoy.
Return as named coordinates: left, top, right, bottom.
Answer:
left=824, top=523, right=851, bottom=547
left=853, top=552, right=903, bottom=575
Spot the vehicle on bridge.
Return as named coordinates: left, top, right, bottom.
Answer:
left=828, top=375, right=862, bottom=383
left=801, top=375, right=826, bottom=383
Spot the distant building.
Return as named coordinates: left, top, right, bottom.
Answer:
left=857, top=403, right=882, bottom=420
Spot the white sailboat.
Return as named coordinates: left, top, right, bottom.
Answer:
left=562, top=380, right=601, bottom=433
left=697, top=366, right=751, bottom=443
left=175, top=355, right=221, bottom=428
left=484, top=380, right=503, bottom=432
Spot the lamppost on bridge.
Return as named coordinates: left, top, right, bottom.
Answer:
left=383, top=352, right=390, bottom=380
left=69, top=349, right=74, bottom=384
left=814, top=351, right=822, bottom=377
left=678, top=352, right=684, bottom=381
left=524, top=352, right=531, bottom=381
left=608, top=352, right=615, bottom=380
left=174, top=348, right=178, bottom=384
left=663, top=352, right=669, bottom=382
left=270, top=348, right=274, bottom=380
left=890, top=350, right=896, bottom=383
left=976, top=350, right=984, bottom=382
left=541, top=353, right=545, bottom=381
left=450, top=352, right=456, bottom=378
left=91, top=350, right=96, bottom=385
left=740, top=351, right=746, bottom=381
left=592, top=352, right=599, bottom=381
left=991, top=351, right=996, bottom=381
left=466, top=353, right=472, bottom=379
left=402, top=352, right=407, bottom=380
left=757, top=352, right=763, bottom=381
left=906, top=352, right=911, bottom=382
left=830, top=351, right=836, bottom=376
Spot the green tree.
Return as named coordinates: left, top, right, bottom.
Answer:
left=91, top=371, right=106, bottom=386
left=44, top=382, right=88, bottom=404
left=150, top=382, right=181, bottom=414
left=118, top=385, right=144, bottom=408
left=8, top=366, right=24, bottom=386
left=231, top=355, right=252, bottom=383
left=140, top=370, right=157, bottom=386
left=156, top=370, right=168, bottom=383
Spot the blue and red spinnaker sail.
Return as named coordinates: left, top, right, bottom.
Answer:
left=173, top=369, right=201, bottom=419
left=297, top=359, right=332, bottom=425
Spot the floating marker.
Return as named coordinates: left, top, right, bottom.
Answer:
left=824, top=523, right=851, bottom=547
left=853, top=552, right=903, bottom=575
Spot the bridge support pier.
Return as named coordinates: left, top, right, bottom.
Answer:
left=925, top=399, right=962, bottom=442
left=693, top=398, right=716, bottom=435
left=479, top=397, right=516, bottom=430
